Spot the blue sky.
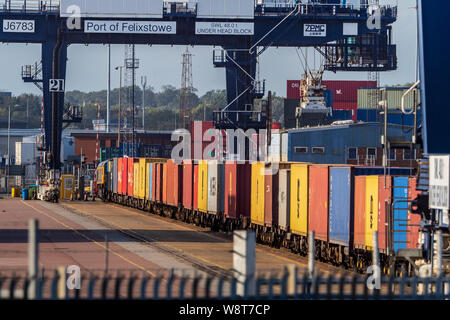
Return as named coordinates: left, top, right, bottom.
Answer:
left=0, top=0, right=417, bottom=97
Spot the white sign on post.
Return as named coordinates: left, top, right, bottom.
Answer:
left=429, top=155, right=450, bottom=210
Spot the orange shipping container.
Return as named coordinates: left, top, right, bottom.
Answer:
left=162, top=162, right=168, bottom=203
left=193, top=164, right=199, bottom=210
left=308, top=165, right=329, bottom=242
left=354, top=176, right=366, bottom=249
left=127, top=158, right=134, bottom=196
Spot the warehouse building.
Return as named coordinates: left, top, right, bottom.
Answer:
left=275, top=122, right=419, bottom=167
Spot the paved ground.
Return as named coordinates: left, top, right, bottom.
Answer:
left=0, top=197, right=346, bottom=277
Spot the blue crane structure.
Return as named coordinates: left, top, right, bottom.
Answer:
left=0, top=0, right=398, bottom=170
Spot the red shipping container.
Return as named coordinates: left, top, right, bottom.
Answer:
left=272, top=123, right=281, bottom=130
left=127, top=158, right=134, bottom=196
left=162, top=162, right=168, bottom=204
left=323, top=80, right=377, bottom=103
left=117, top=157, right=123, bottom=195
left=165, top=160, right=183, bottom=206
left=378, top=176, right=392, bottom=253
left=308, top=165, right=329, bottom=242
left=224, top=162, right=251, bottom=219
left=122, top=157, right=128, bottom=196
left=193, top=164, right=199, bottom=210
left=264, top=170, right=279, bottom=226
left=183, top=161, right=194, bottom=210
left=287, top=80, right=301, bottom=100
left=408, top=178, right=421, bottom=249
left=354, top=176, right=366, bottom=249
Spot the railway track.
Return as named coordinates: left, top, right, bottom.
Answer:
left=60, top=200, right=360, bottom=278
left=61, top=203, right=233, bottom=279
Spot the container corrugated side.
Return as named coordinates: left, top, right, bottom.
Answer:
left=133, top=161, right=140, bottom=199
left=147, top=163, right=153, bottom=201
left=378, top=176, right=392, bottom=253
left=138, top=158, right=149, bottom=200
left=357, top=88, right=420, bottom=110
left=113, top=158, right=118, bottom=194
left=127, top=158, right=134, bottom=196
left=193, top=164, right=199, bottom=211
left=224, top=162, right=251, bottom=219
left=198, top=160, right=208, bottom=213
left=392, top=176, right=409, bottom=253
left=118, top=157, right=123, bottom=195
left=183, top=161, right=194, bottom=210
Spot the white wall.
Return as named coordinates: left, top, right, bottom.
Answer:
left=60, top=0, right=164, bottom=18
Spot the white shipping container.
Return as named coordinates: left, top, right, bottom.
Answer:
left=60, top=0, right=164, bottom=18
left=15, top=142, right=36, bottom=165
left=207, top=161, right=225, bottom=214
left=197, top=0, right=254, bottom=19
left=278, top=169, right=290, bottom=231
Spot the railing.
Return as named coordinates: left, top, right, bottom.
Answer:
left=1, top=268, right=449, bottom=300
left=1, top=0, right=60, bottom=12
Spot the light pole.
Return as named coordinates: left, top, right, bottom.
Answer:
left=7, top=104, right=20, bottom=193
left=141, top=76, right=147, bottom=130
left=106, top=44, right=111, bottom=133
left=115, top=66, right=123, bottom=148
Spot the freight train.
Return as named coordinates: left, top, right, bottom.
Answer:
left=95, top=158, right=421, bottom=274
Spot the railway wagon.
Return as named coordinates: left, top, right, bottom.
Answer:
left=96, top=157, right=419, bottom=275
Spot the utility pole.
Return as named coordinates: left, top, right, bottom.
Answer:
left=124, top=45, right=139, bottom=156
left=180, top=47, right=193, bottom=129
left=141, top=76, right=147, bottom=130
left=106, top=44, right=111, bottom=133
left=115, top=65, right=123, bottom=147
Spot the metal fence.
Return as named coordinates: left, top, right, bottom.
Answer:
left=1, top=268, right=449, bottom=300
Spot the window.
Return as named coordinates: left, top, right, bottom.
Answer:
left=403, top=149, right=416, bottom=160
left=389, top=149, right=396, bottom=161
left=294, top=147, right=308, bottom=154
left=367, top=148, right=377, bottom=158
left=312, top=147, right=325, bottom=154
left=348, top=147, right=358, bottom=160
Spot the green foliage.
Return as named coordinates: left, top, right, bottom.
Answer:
left=0, top=87, right=286, bottom=130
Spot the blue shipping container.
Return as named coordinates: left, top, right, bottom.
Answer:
left=393, top=177, right=409, bottom=252
left=329, top=167, right=353, bottom=246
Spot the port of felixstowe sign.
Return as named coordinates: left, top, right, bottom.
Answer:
left=84, top=20, right=176, bottom=34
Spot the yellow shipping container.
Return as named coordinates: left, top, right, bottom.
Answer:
left=251, top=162, right=265, bottom=226
left=138, top=158, right=150, bottom=200
left=365, top=176, right=379, bottom=249
left=133, top=161, right=140, bottom=198
left=198, top=160, right=208, bottom=213
left=290, top=164, right=309, bottom=236
left=60, top=174, right=75, bottom=200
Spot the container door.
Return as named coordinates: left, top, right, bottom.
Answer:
left=308, top=166, right=329, bottom=242
left=133, top=162, right=140, bottom=198
left=290, top=164, right=308, bottom=236
left=329, top=167, right=352, bottom=246
left=198, top=160, right=208, bottom=212
left=278, top=169, right=290, bottom=231
left=127, top=158, right=134, bottom=196
left=193, top=164, right=199, bottom=210
left=378, top=176, right=392, bottom=253
left=251, top=162, right=265, bottom=226
left=207, top=161, right=218, bottom=213
left=392, top=176, right=409, bottom=252
left=118, top=158, right=123, bottom=195
left=365, top=176, right=379, bottom=249
left=225, top=162, right=237, bottom=218
left=354, top=176, right=366, bottom=249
